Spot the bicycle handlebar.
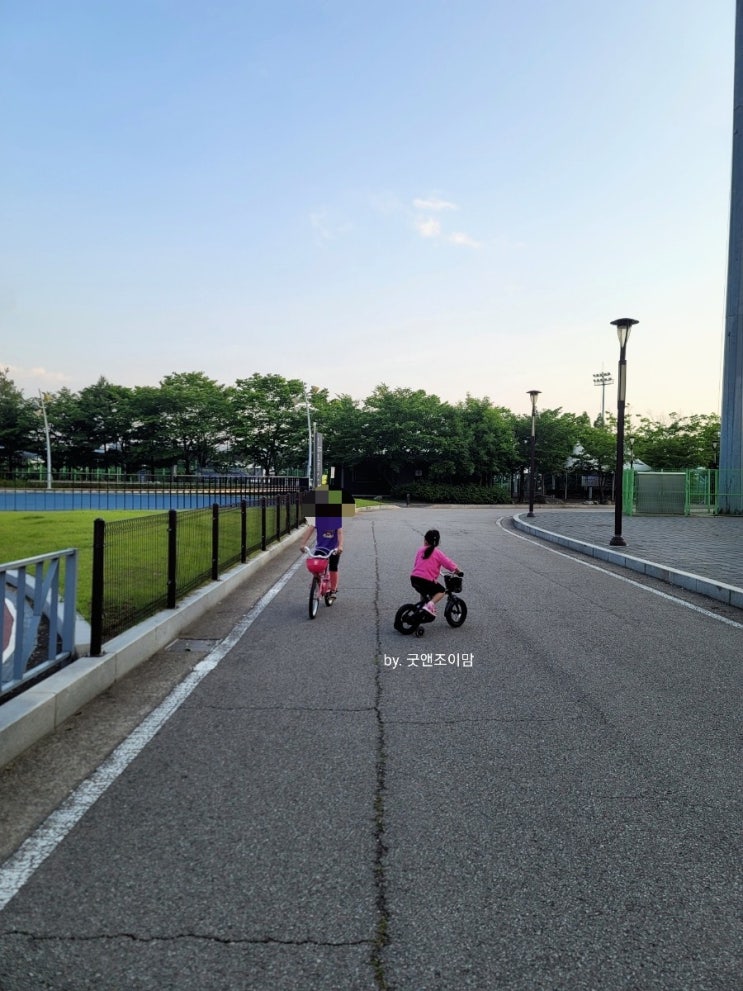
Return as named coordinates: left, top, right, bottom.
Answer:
left=303, top=547, right=336, bottom=558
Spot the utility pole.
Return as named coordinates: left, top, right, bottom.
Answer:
left=720, top=0, right=743, bottom=511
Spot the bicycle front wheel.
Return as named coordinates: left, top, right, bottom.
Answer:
left=444, top=597, right=467, bottom=628
left=309, top=576, right=320, bottom=619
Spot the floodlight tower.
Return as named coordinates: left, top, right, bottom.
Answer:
left=593, top=371, right=614, bottom=426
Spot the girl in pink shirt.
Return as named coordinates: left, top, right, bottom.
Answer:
left=410, top=529, right=462, bottom=617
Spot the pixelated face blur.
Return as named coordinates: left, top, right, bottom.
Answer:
left=301, top=486, right=356, bottom=522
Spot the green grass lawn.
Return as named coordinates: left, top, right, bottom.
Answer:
left=0, top=511, right=156, bottom=621
left=1, top=500, right=378, bottom=623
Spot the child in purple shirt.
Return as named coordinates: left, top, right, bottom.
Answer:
left=300, top=518, right=344, bottom=594
left=410, top=529, right=462, bottom=617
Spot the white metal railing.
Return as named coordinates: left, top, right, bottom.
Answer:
left=1, top=549, right=78, bottom=700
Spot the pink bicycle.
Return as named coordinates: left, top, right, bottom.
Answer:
left=304, top=548, right=337, bottom=619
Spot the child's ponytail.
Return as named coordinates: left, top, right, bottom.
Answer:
left=422, top=529, right=440, bottom=559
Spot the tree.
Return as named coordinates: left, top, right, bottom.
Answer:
left=510, top=408, right=582, bottom=500
left=360, top=385, right=459, bottom=486
left=158, top=372, right=230, bottom=473
left=425, top=401, right=469, bottom=482
left=633, top=413, right=722, bottom=471
left=228, top=373, right=309, bottom=475
left=456, top=396, right=518, bottom=484
left=574, top=415, right=616, bottom=501
left=513, top=408, right=581, bottom=472
left=318, top=393, right=367, bottom=473
left=43, top=388, right=92, bottom=469
left=127, top=385, right=173, bottom=472
left=75, top=378, right=137, bottom=468
left=0, top=368, right=38, bottom=470
left=2, top=364, right=726, bottom=489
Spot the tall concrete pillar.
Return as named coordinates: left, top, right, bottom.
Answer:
left=720, top=0, right=743, bottom=511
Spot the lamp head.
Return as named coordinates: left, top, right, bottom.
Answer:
left=527, top=389, right=541, bottom=412
left=610, top=317, right=639, bottom=349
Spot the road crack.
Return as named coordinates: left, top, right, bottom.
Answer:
left=2, top=930, right=373, bottom=947
left=371, top=520, right=391, bottom=991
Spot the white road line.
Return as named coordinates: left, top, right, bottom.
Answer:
left=0, top=556, right=303, bottom=914
left=497, top=517, right=743, bottom=631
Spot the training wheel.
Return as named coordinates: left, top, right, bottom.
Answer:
left=415, top=626, right=425, bottom=637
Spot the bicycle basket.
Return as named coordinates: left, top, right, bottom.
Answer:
left=444, top=573, right=462, bottom=593
left=305, top=556, right=329, bottom=575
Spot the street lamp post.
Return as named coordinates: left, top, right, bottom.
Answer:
left=609, top=318, right=638, bottom=546
left=527, top=390, right=541, bottom=518
left=303, top=386, right=313, bottom=482
left=38, top=391, right=53, bottom=491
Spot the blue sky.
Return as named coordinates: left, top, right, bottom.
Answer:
left=0, top=1, right=735, bottom=421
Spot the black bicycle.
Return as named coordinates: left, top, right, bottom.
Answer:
left=394, top=572, right=467, bottom=637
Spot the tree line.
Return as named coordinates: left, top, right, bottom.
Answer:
left=0, top=367, right=722, bottom=488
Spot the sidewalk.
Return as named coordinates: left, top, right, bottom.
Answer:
left=512, top=507, right=743, bottom=609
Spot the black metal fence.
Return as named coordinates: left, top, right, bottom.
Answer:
left=90, top=494, right=303, bottom=654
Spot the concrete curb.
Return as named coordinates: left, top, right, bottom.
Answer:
left=512, top=514, right=743, bottom=611
left=0, top=528, right=306, bottom=769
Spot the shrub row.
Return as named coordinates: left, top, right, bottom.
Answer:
left=390, top=481, right=512, bottom=504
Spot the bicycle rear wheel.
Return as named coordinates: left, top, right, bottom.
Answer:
left=309, top=576, right=320, bottom=619
left=394, top=603, right=420, bottom=635
left=444, top=596, right=467, bottom=628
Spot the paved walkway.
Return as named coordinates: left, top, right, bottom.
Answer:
left=2, top=506, right=741, bottom=990
left=511, top=507, right=743, bottom=608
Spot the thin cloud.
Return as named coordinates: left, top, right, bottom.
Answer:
left=412, top=194, right=479, bottom=246
left=448, top=231, right=481, bottom=248
left=370, top=191, right=403, bottom=215
left=415, top=217, right=441, bottom=238
left=4, top=365, right=72, bottom=395
left=8, top=365, right=70, bottom=384
left=309, top=209, right=352, bottom=242
left=413, top=197, right=457, bottom=211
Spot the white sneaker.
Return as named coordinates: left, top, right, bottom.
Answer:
left=423, top=601, right=436, bottom=616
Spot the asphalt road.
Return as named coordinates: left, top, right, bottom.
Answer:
left=0, top=507, right=740, bottom=990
